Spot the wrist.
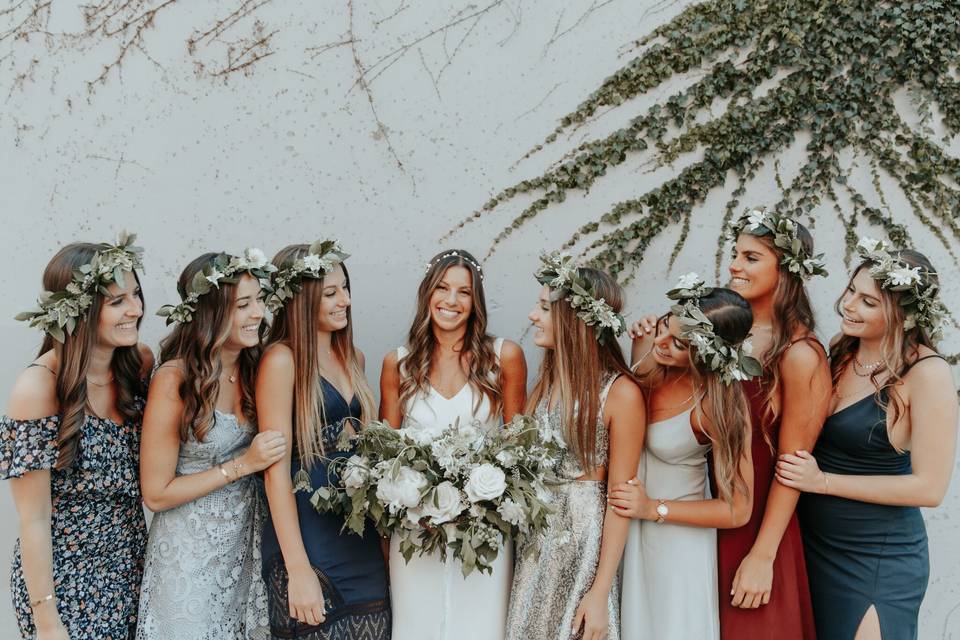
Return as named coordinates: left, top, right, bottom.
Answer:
left=820, top=471, right=830, bottom=495
left=747, top=547, right=776, bottom=562
left=231, top=455, right=249, bottom=479
left=643, top=499, right=660, bottom=521
left=33, top=604, right=62, bottom=629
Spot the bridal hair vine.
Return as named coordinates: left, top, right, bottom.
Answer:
left=156, top=248, right=276, bottom=325
left=534, top=251, right=626, bottom=345
left=15, top=231, right=145, bottom=343
left=424, top=250, right=484, bottom=282
left=727, top=208, right=828, bottom=280
left=264, top=239, right=349, bottom=313
left=856, top=237, right=947, bottom=343
left=666, top=273, right=763, bottom=384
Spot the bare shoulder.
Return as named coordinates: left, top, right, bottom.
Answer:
left=261, top=342, right=294, bottom=371
left=780, top=336, right=825, bottom=375
left=606, top=374, right=645, bottom=409
left=137, top=343, right=155, bottom=377
left=355, top=348, right=366, bottom=370
left=151, top=359, right=185, bottom=386
left=382, top=348, right=400, bottom=370
left=904, top=347, right=952, bottom=385
left=7, top=365, right=58, bottom=420
left=498, top=339, right=526, bottom=365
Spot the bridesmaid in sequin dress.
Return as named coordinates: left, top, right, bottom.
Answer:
left=505, top=260, right=644, bottom=640
left=137, top=252, right=284, bottom=639
left=778, top=246, right=957, bottom=640
left=2, top=239, right=152, bottom=640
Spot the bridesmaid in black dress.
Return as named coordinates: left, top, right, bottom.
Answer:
left=776, top=241, right=957, bottom=640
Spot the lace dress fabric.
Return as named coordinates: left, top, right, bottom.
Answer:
left=504, top=374, right=619, bottom=640
left=0, top=387, right=148, bottom=640
left=136, top=411, right=269, bottom=639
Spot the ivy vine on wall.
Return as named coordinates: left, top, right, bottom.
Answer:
left=448, top=0, right=959, bottom=361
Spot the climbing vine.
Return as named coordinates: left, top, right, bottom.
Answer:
left=448, top=0, right=959, bottom=300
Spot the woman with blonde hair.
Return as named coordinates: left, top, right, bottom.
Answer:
left=257, top=240, right=390, bottom=640
left=2, top=233, right=152, bottom=639
left=778, top=238, right=957, bottom=640
left=615, top=275, right=757, bottom=639
left=505, top=253, right=644, bottom=640
left=380, top=249, right=527, bottom=640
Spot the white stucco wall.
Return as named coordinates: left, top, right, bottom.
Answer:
left=1, top=0, right=958, bottom=636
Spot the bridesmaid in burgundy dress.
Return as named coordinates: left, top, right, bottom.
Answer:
left=720, top=210, right=830, bottom=639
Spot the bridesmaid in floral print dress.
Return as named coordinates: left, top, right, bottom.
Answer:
left=1, top=237, right=153, bottom=640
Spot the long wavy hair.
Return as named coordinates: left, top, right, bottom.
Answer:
left=158, top=253, right=265, bottom=442
left=736, top=221, right=819, bottom=426
left=526, top=268, right=634, bottom=472
left=635, top=288, right=753, bottom=504
left=830, top=250, right=940, bottom=450
left=265, top=245, right=375, bottom=468
left=399, top=250, right=501, bottom=417
left=36, top=243, right=145, bottom=469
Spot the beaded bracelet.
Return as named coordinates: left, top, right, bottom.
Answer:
left=30, top=594, right=53, bottom=608
left=219, top=464, right=232, bottom=482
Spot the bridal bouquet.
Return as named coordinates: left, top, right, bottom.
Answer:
left=295, top=414, right=562, bottom=577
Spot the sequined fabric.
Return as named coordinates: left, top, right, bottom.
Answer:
left=505, top=376, right=620, bottom=640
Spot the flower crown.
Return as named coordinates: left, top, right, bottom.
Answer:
left=156, top=248, right=276, bottom=325
left=425, top=250, right=484, bottom=282
left=15, top=231, right=144, bottom=343
left=666, top=273, right=763, bottom=384
left=264, top=239, right=349, bottom=313
left=727, top=208, right=828, bottom=280
left=856, top=237, right=947, bottom=343
left=534, top=252, right=626, bottom=345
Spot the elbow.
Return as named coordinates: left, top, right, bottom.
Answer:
left=918, top=488, right=947, bottom=508
left=141, top=491, right=171, bottom=513
left=729, top=506, right=751, bottom=528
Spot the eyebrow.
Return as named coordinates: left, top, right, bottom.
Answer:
left=236, top=295, right=252, bottom=302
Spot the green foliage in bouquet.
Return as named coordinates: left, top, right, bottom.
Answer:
left=295, top=415, right=563, bottom=577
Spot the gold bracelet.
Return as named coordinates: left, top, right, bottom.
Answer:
left=30, top=594, right=53, bottom=608
left=219, top=464, right=231, bottom=482
left=232, top=458, right=244, bottom=480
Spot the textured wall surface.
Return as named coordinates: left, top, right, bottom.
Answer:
left=1, top=0, right=958, bottom=636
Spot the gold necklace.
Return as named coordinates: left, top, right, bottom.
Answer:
left=852, top=356, right=884, bottom=378
left=221, top=365, right=238, bottom=384
left=86, top=374, right=114, bottom=387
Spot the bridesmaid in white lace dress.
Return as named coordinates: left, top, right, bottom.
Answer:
left=379, top=250, right=527, bottom=640
left=612, top=279, right=756, bottom=639
left=137, top=252, right=286, bottom=639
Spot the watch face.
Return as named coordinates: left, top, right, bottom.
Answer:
left=656, top=503, right=668, bottom=517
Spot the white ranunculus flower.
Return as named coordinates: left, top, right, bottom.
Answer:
left=495, top=450, right=518, bottom=468
left=420, top=481, right=465, bottom=524
left=746, top=209, right=767, bottom=230
left=302, top=254, right=322, bottom=272
left=676, top=272, right=701, bottom=290
left=465, top=464, right=507, bottom=502
left=342, top=455, right=370, bottom=494
left=497, top=498, right=526, bottom=528
left=887, top=266, right=920, bottom=287
left=404, top=423, right=443, bottom=447
left=375, top=466, right=427, bottom=513
left=244, top=247, right=267, bottom=268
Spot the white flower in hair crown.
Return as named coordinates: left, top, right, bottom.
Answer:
left=855, top=237, right=947, bottom=342
left=534, top=251, right=626, bottom=345
left=666, top=273, right=763, bottom=384
left=15, top=231, right=144, bottom=343
left=156, top=248, right=277, bottom=325
left=264, top=239, right=349, bottom=313
left=727, top=208, right=828, bottom=280
left=425, top=250, right=484, bottom=281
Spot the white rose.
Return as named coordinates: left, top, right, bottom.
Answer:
left=302, top=254, right=322, bottom=272
left=465, top=464, right=507, bottom=503
left=676, top=272, right=701, bottom=290
left=402, top=422, right=444, bottom=447
left=497, top=498, right=526, bottom=528
left=342, top=455, right=370, bottom=494
left=887, top=266, right=920, bottom=287
left=375, top=466, right=428, bottom=513
left=420, top=481, right=465, bottom=525
left=244, top=247, right=267, bottom=268
left=495, top=450, right=518, bottom=468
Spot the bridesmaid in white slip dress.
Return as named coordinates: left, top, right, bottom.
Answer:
left=612, top=279, right=758, bottom=640
left=379, top=250, right=527, bottom=640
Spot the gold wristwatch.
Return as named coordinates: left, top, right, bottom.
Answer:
left=655, top=499, right=668, bottom=523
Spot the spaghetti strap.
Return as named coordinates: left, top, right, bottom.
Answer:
left=787, top=334, right=826, bottom=355
left=26, top=363, right=56, bottom=375
left=904, top=354, right=945, bottom=372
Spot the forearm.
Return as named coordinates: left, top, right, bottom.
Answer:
left=18, top=519, right=62, bottom=629
left=819, top=471, right=945, bottom=507
left=749, top=481, right=799, bottom=559
left=649, top=497, right=748, bottom=529
left=591, top=510, right=630, bottom=594
left=143, top=460, right=244, bottom=512
left=265, top=464, right=311, bottom=569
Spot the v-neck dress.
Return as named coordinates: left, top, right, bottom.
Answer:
left=389, top=339, right=512, bottom=640
left=261, top=377, right=390, bottom=639
left=798, top=378, right=933, bottom=640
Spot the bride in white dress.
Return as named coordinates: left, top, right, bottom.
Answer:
left=379, top=250, right=527, bottom=640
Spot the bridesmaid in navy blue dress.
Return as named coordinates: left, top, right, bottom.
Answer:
left=257, top=241, right=390, bottom=640
left=776, top=243, right=957, bottom=640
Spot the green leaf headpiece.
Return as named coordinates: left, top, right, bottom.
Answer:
left=264, top=239, right=349, bottom=313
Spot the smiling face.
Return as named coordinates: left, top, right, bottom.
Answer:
left=315, top=264, right=351, bottom=333
left=839, top=267, right=887, bottom=341
left=651, top=314, right=692, bottom=369
left=97, top=270, right=143, bottom=348
left=728, top=233, right=780, bottom=302
left=224, top=273, right=265, bottom=350
left=528, top=285, right=556, bottom=349
left=429, top=265, right=474, bottom=333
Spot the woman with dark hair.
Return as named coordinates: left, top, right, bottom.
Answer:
left=505, top=253, right=644, bottom=640
left=2, top=234, right=153, bottom=639
left=615, top=275, right=757, bottom=639
left=379, top=249, right=526, bottom=640
left=136, top=250, right=285, bottom=639
left=778, top=238, right=957, bottom=640
left=257, top=240, right=390, bottom=640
